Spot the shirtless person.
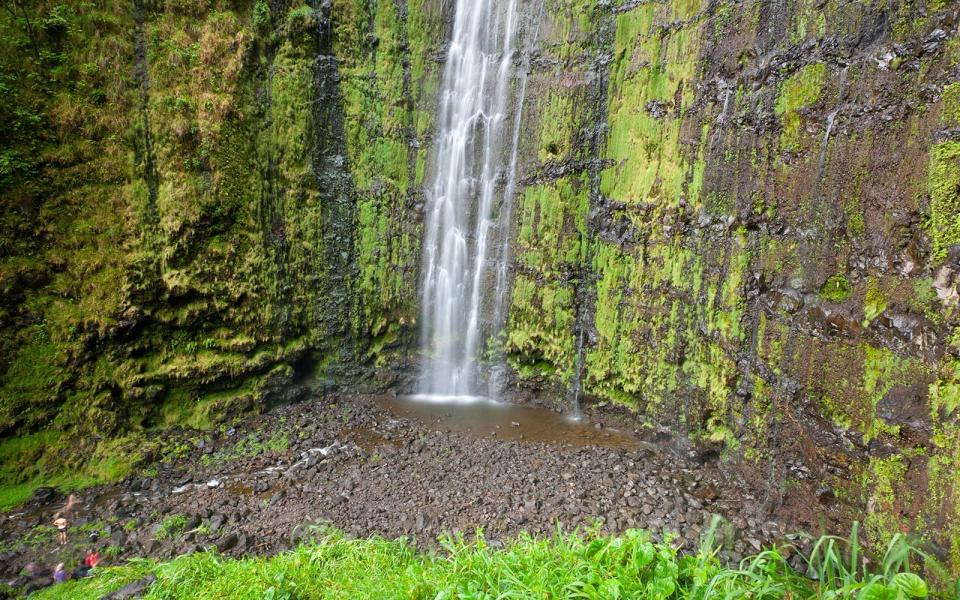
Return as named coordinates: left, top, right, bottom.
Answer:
left=52, top=493, right=77, bottom=545
left=61, top=494, right=77, bottom=517
left=53, top=514, right=68, bottom=545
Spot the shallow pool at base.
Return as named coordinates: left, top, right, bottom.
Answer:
left=380, top=394, right=641, bottom=449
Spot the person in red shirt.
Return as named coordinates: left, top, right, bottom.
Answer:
left=74, top=549, right=101, bottom=579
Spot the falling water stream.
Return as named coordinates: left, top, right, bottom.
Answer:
left=418, top=0, right=528, bottom=399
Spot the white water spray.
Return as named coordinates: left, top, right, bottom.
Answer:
left=418, top=0, right=527, bottom=398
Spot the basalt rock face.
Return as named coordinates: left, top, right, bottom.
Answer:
left=0, top=0, right=444, bottom=440
left=1, top=0, right=958, bottom=572
left=505, top=0, right=960, bottom=567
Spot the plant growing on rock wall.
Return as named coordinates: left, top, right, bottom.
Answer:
left=820, top=274, right=852, bottom=303
left=252, top=1, right=270, bottom=30
left=154, top=514, right=188, bottom=541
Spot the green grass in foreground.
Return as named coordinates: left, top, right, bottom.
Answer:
left=29, top=523, right=957, bottom=600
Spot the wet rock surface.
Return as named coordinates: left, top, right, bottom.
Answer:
left=0, top=395, right=850, bottom=588
left=100, top=574, right=157, bottom=600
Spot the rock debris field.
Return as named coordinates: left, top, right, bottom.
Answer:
left=0, top=395, right=849, bottom=585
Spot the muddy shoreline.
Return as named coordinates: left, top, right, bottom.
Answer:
left=0, top=395, right=852, bottom=591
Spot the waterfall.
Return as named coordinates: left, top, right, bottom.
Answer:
left=417, top=0, right=526, bottom=399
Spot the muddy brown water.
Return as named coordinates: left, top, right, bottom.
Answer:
left=373, top=394, right=642, bottom=450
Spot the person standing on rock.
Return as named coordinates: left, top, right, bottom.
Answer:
left=61, top=493, right=78, bottom=517
left=53, top=513, right=68, bottom=545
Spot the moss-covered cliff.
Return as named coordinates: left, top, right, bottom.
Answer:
left=1, top=0, right=958, bottom=573
left=0, top=0, right=443, bottom=491
left=505, top=0, right=960, bottom=570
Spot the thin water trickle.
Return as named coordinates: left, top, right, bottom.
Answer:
left=418, top=0, right=528, bottom=398
left=817, top=67, right=847, bottom=176
left=567, top=324, right=585, bottom=420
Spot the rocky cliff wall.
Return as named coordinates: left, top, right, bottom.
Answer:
left=505, top=0, right=960, bottom=567
left=0, top=0, right=444, bottom=479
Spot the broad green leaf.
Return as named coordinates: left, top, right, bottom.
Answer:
left=891, top=572, right=928, bottom=598
left=633, top=542, right=655, bottom=570
left=860, top=582, right=900, bottom=600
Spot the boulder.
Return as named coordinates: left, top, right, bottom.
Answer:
left=216, top=532, right=239, bottom=553
left=100, top=574, right=157, bottom=600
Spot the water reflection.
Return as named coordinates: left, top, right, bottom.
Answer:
left=378, top=395, right=640, bottom=450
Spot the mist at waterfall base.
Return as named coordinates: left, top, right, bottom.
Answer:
left=416, top=0, right=526, bottom=403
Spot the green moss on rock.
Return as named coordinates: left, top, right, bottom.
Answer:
left=819, top=274, right=852, bottom=302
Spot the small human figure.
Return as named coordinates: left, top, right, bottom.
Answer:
left=62, top=493, right=78, bottom=517
left=53, top=513, right=68, bottom=545
left=73, top=549, right=100, bottom=578
left=73, top=563, right=90, bottom=579
left=85, top=548, right=100, bottom=569
left=53, top=563, right=68, bottom=584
